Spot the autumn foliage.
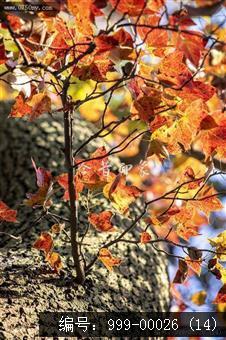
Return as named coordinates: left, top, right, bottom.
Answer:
left=0, top=0, right=226, bottom=310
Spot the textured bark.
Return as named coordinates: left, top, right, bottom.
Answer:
left=0, top=101, right=170, bottom=339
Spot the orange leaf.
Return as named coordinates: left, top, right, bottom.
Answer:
left=138, top=15, right=168, bottom=53
left=73, top=53, right=114, bottom=82
left=9, top=92, right=51, bottom=120
left=196, top=113, right=226, bottom=159
left=109, top=0, right=145, bottom=16
left=172, top=30, right=206, bottom=67
left=24, top=160, right=53, bottom=208
left=170, top=9, right=195, bottom=28
left=131, top=87, right=162, bottom=122
left=51, top=223, right=65, bottom=234
left=140, top=231, right=152, bottom=244
left=91, top=0, right=107, bottom=16
left=56, top=173, right=70, bottom=200
left=163, top=80, right=215, bottom=104
left=0, top=42, right=8, bottom=64
left=95, top=29, right=133, bottom=55
left=31, top=158, right=52, bottom=188
left=189, top=186, right=223, bottom=218
left=152, top=99, right=208, bottom=154
left=180, top=80, right=215, bottom=102
left=27, top=93, right=51, bottom=120
left=33, top=232, right=53, bottom=255
left=127, top=77, right=144, bottom=98
left=213, top=284, right=226, bottom=304
left=150, top=203, right=207, bottom=242
left=76, top=146, right=113, bottom=189
left=170, top=206, right=204, bottom=241
left=9, top=92, right=32, bottom=118
left=6, top=14, right=22, bottom=30
left=208, top=258, right=222, bottom=280
left=98, top=248, right=122, bottom=271
left=113, top=29, right=133, bottom=48
left=199, top=115, right=218, bottom=130
left=103, top=174, right=142, bottom=214
left=158, top=50, right=192, bottom=87
left=0, top=201, right=17, bottom=223
left=67, top=0, right=93, bottom=36
left=177, top=224, right=200, bottom=241
left=46, top=252, right=62, bottom=273
left=95, top=34, right=118, bottom=54
left=88, top=211, right=117, bottom=232
left=57, top=173, right=84, bottom=200
left=167, top=206, right=181, bottom=216
left=50, top=21, right=72, bottom=57
left=173, top=259, right=188, bottom=284
left=185, top=257, right=202, bottom=276
left=24, top=186, right=52, bottom=208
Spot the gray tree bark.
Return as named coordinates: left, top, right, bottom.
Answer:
left=0, top=101, right=170, bottom=339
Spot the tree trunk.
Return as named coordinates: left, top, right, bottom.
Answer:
left=0, top=101, right=170, bottom=339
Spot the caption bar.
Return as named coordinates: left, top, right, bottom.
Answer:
left=39, top=312, right=226, bottom=337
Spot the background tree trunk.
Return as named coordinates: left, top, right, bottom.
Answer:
left=0, top=101, right=170, bottom=339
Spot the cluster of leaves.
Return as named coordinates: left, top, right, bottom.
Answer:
left=0, top=0, right=226, bottom=308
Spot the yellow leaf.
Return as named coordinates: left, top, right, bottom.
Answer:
left=173, top=155, right=207, bottom=178
left=209, top=231, right=226, bottom=261
left=98, top=248, right=122, bottom=271
left=216, top=263, right=226, bottom=284
left=46, top=252, right=63, bottom=273
left=191, top=290, right=207, bottom=306
left=79, top=96, right=106, bottom=122
left=217, top=303, right=226, bottom=311
left=68, top=78, right=96, bottom=102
